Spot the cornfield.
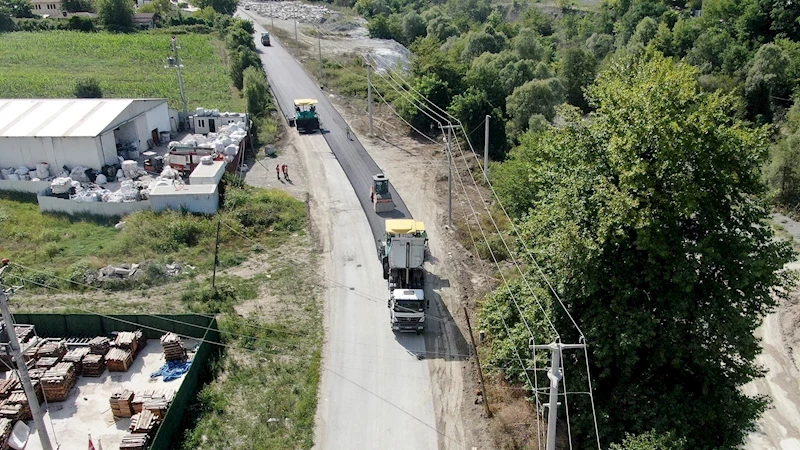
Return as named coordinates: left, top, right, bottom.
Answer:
left=0, top=31, right=243, bottom=112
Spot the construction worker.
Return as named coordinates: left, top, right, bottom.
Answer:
left=282, top=164, right=288, bottom=181
left=346, top=126, right=351, bottom=140
left=276, top=164, right=280, bottom=180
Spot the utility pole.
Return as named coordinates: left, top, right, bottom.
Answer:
left=367, top=64, right=374, bottom=136
left=294, top=19, right=298, bottom=49
left=484, top=115, right=490, bottom=181
left=0, top=262, right=53, bottom=450
left=440, top=124, right=461, bottom=227
left=270, top=2, right=273, bottom=28
left=212, top=220, right=221, bottom=290
left=317, top=25, right=323, bottom=85
left=165, top=36, right=189, bottom=131
left=530, top=340, right=587, bottom=450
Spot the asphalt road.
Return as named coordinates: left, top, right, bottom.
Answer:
left=239, top=11, right=441, bottom=450
left=245, top=14, right=412, bottom=243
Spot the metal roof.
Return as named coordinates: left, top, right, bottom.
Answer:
left=293, top=99, right=318, bottom=106
left=0, top=99, right=166, bottom=138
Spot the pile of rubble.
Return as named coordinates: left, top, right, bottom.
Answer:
left=98, top=263, right=140, bottom=282
left=251, top=0, right=329, bottom=23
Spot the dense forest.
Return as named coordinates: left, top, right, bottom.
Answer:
left=336, top=0, right=800, bottom=449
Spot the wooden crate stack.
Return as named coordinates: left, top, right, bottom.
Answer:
left=13, top=326, right=34, bottom=344
left=26, top=368, right=46, bottom=382
left=119, top=433, right=149, bottom=450
left=62, top=347, right=90, bottom=375
left=88, top=337, right=110, bottom=355
left=35, top=357, right=59, bottom=370
left=106, top=348, right=133, bottom=372
left=36, top=340, right=67, bottom=360
left=21, top=336, right=41, bottom=362
left=0, top=418, right=11, bottom=449
left=110, top=389, right=135, bottom=418
left=41, top=362, right=76, bottom=402
left=5, top=391, right=32, bottom=421
left=160, top=333, right=186, bottom=362
left=132, top=389, right=174, bottom=418
left=82, top=354, right=106, bottom=377
left=0, top=378, right=19, bottom=401
left=0, top=399, right=23, bottom=421
left=129, top=409, right=159, bottom=434
left=114, top=331, right=142, bottom=357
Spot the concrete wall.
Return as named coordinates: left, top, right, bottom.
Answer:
left=37, top=192, right=150, bottom=217
left=0, top=180, right=51, bottom=193
left=0, top=135, right=103, bottom=170
left=150, top=186, right=219, bottom=214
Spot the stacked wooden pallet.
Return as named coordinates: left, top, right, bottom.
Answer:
left=89, top=337, right=110, bottom=355
left=35, top=357, right=60, bottom=370
left=21, top=336, right=41, bottom=362
left=6, top=391, right=32, bottom=420
left=119, top=433, right=149, bottom=450
left=129, top=409, right=159, bottom=434
left=62, top=347, right=90, bottom=375
left=82, top=354, right=106, bottom=377
left=132, top=389, right=174, bottom=418
left=160, top=333, right=186, bottom=362
left=136, top=330, right=147, bottom=353
left=41, top=362, right=76, bottom=402
left=0, top=378, right=19, bottom=400
left=110, top=389, right=135, bottom=418
left=0, top=400, right=23, bottom=421
left=27, top=368, right=46, bottom=381
left=13, top=326, right=34, bottom=344
left=106, top=348, right=133, bottom=372
left=114, top=331, right=142, bottom=356
left=0, top=418, right=11, bottom=449
left=36, top=341, right=67, bottom=360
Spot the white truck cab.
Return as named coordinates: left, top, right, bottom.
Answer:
left=389, top=288, right=426, bottom=333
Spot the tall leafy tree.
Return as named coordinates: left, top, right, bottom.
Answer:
left=559, top=47, right=596, bottom=111
left=0, top=0, right=32, bottom=17
left=491, top=52, right=794, bottom=448
left=96, top=0, right=133, bottom=31
left=194, top=0, right=236, bottom=15
left=505, top=77, right=564, bottom=140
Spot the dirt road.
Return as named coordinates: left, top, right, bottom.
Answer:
left=743, top=213, right=800, bottom=450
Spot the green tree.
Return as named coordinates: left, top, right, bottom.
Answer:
left=559, top=47, right=596, bottom=111
left=0, top=0, right=32, bottom=17
left=746, top=43, right=791, bottom=122
left=194, top=0, right=236, bottom=15
left=243, top=66, right=270, bottom=118
left=402, top=10, right=426, bottom=45
left=74, top=78, right=102, bottom=98
left=461, top=28, right=508, bottom=63
left=585, top=32, right=614, bottom=60
left=67, top=14, right=95, bottom=31
left=513, top=27, right=546, bottom=61
left=96, top=0, right=133, bottom=31
left=226, top=25, right=254, bottom=51
left=609, top=431, right=686, bottom=450
left=491, top=52, right=794, bottom=449
left=61, top=0, right=96, bottom=12
left=449, top=88, right=508, bottom=158
left=426, top=14, right=457, bottom=41
left=627, top=16, right=658, bottom=48
left=230, top=46, right=260, bottom=90
left=505, top=77, right=564, bottom=140
left=396, top=73, right=450, bottom=132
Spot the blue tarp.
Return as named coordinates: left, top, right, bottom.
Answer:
left=150, top=360, right=192, bottom=382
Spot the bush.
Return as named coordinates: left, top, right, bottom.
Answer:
left=74, top=77, right=102, bottom=98
left=67, top=15, right=96, bottom=32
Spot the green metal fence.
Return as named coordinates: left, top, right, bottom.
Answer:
left=12, top=314, right=221, bottom=450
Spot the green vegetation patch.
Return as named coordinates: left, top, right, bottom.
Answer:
left=0, top=31, right=241, bottom=111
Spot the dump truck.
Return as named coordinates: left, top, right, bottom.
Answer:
left=379, top=219, right=428, bottom=333
left=291, top=99, right=319, bottom=133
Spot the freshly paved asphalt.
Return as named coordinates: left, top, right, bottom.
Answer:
left=245, top=13, right=412, bottom=243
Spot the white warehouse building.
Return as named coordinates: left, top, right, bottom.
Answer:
left=0, top=98, right=172, bottom=171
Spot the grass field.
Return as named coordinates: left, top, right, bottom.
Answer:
left=0, top=31, right=243, bottom=112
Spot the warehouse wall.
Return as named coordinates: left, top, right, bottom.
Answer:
left=0, top=136, right=103, bottom=170
left=146, top=103, right=171, bottom=137
left=99, top=132, right=118, bottom=166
